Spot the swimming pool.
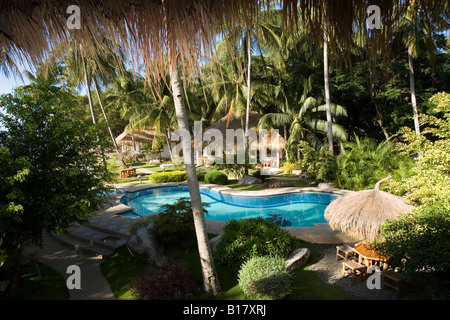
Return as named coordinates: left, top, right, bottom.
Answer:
left=120, top=185, right=339, bottom=228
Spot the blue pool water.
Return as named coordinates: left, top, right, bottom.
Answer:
left=120, top=186, right=339, bottom=228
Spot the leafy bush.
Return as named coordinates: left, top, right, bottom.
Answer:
left=132, top=261, right=197, bottom=300
left=204, top=170, right=228, bottom=185
left=149, top=170, right=187, bottom=183
left=238, top=255, right=293, bottom=300
left=373, top=201, right=450, bottom=299
left=153, top=197, right=209, bottom=249
left=280, top=162, right=297, bottom=174
left=196, top=168, right=208, bottom=181
left=385, top=92, right=450, bottom=210
left=374, top=201, right=450, bottom=284
left=216, top=218, right=300, bottom=273
left=297, top=141, right=335, bottom=182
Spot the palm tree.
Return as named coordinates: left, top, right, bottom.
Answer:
left=396, top=0, right=447, bottom=135
left=49, top=37, right=126, bottom=152
left=323, top=25, right=335, bottom=155
left=163, top=2, right=221, bottom=296
left=258, top=96, right=347, bottom=160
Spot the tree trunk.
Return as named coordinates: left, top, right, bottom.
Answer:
left=83, top=58, right=97, bottom=125
left=169, top=54, right=221, bottom=296
left=323, top=27, right=334, bottom=156
left=11, top=243, right=23, bottom=290
left=408, top=46, right=421, bottom=135
left=93, top=77, right=120, bottom=152
left=244, top=29, right=252, bottom=175
left=83, top=58, right=106, bottom=168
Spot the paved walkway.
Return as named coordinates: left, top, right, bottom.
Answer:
left=37, top=233, right=115, bottom=300
left=34, top=181, right=357, bottom=300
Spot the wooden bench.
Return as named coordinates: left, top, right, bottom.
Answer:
left=382, top=270, right=404, bottom=298
left=342, top=260, right=367, bottom=284
left=336, top=244, right=356, bottom=261
left=119, top=167, right=136, bottom=179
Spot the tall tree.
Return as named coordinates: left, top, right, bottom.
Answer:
left=163, top=2, right=221, bottom=295
left=323, top=26, right=335, bottom=155
left=0, top=80, right=109, bottom=290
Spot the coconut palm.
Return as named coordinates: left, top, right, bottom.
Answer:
left=258, top=96, right=347, bottom=160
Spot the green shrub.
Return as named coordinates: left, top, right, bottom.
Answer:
left=216, top=218, right=300, bottom=273
left=196, top=168, right=208, bottom=181
left=204, top=170, right=228, bottom=185
left=154, top=197, right=209, bottom=249
left=238, top=256, right=293, bottom=300
left=149, top=170, right=187, bottom=183
left=280, top=162, right=297, bottom=174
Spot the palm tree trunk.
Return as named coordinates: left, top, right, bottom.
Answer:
left=323, top=27, right=334, bottom=155
left=83, top=58, right=107, bottom=168
left=93, top=77, right=120, bottom=152
left=244, top=29, right=252, bottom=175
left=168, top=51, right=221, bottom=296
left=83, top=58, right=97, bottom=125
left=408, top=46, right=421, bottom=135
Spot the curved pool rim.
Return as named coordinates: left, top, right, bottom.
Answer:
left=116, top=182, right=345, bottom=227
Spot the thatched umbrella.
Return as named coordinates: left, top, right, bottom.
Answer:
left=324, top=176, right=418, bottom=240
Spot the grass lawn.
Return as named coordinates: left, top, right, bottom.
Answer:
left=100, top=240, right=358, bottom=301
left=1, top=262, right=69, bottom=300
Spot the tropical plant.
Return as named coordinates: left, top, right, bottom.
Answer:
left=238, top=255, right=293, bottom=300
left=333, top=135, right=413, bottom=191
left=216, top=217, right=300, bottom=273
left=153, top=198, right=209, bottom=249
left=259, top=96, right=348, bottom=161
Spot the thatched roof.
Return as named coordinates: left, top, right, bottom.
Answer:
left=1, top=1, right=448, bottom=81
left=204, top=111, right=286, bottom=150
left=115, top=129, right=156, bottom=147
left=207, top=111, right=261, bottom=132
left=324, top=176, right=418, bottom=240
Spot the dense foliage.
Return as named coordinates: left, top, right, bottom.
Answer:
left=238, top=255, right=293, bottom=300
left=373, top=201, right=450, bottom=298
left=216, top=218, right=300, bottom=273
left=0, top=81, right=109, bottom=285
left=385, top=92, right=450, bottom=210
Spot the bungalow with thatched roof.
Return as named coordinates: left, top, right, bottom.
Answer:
left=202, top=111, right=286, bottom=170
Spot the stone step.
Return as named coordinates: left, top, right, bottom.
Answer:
left=49, top=223, right=130, bottom=258
left=49, top=233, right=113, bottom=258
left=67, top=225, right=127, bottom=250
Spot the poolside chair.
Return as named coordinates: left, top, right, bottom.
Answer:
left=336, top=244, right=356, bottom=261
